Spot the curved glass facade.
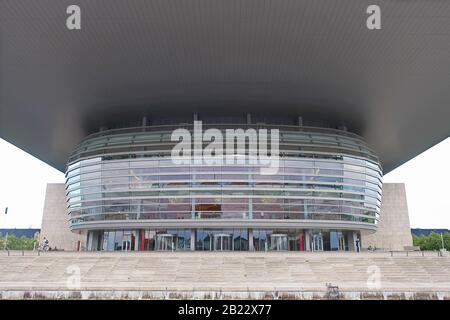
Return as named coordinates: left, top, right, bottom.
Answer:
left=65, top=124, right=382, bottom=251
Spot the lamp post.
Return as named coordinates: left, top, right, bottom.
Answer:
left=439, top=232, right=448, bottom=257
left=3, top=207, right=8, bottom=250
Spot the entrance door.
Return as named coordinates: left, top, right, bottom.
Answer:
left=213, top=234, right=231, bottom=251
left=312, top=233, right=324, bottom=251
left=122, top=231, right=132, bottom=251
left=155, top=234, right=174, bottom=251
left=269, top=234, right=288, bottom=251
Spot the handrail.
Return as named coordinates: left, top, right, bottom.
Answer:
left=83, top=123, right=367, bottom=141
left=388, top=250, right=444, bottom=257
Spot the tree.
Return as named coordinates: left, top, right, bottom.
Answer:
left=0, top=235, right=39, bottom=250
left=413, top=232, right=450, bottom=251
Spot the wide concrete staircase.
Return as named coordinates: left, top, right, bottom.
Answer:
left=0, top=251, right=449, bottom=299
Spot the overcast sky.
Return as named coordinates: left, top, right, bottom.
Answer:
left=0, top=137, right=449, bottom=229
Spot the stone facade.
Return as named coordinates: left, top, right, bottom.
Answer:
left=40, top=183, right=85, bottom=251
left=362, top=183, right=413, bottom=251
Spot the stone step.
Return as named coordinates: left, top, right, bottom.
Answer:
left=1, top=252, right=449, bottom=293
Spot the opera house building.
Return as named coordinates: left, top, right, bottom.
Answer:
left=1, top=1, right=448, bottom=252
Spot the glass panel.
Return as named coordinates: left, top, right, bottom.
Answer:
left=155, top=233, right=174, bottom=251
left=311, top=232, right=324, bottom=251
left=269, top=234, right=288, bottom=251
left=213, top=233, right=232, bottom=251
left=114, top=231, right=124, bottom=251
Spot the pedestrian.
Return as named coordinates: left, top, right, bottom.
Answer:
left=42, top=237, right=49, bottom=251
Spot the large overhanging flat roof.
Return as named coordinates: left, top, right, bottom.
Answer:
left=1, top=0, right=449, bottom=173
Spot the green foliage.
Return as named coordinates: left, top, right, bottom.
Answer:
left=413, top=232, right=450, bottom=251
left=0, top=235, right=39, bottom=250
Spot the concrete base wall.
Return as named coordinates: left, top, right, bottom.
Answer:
left=362, top=183, right=413, bottom=251
left=40, top=183, right=85, bottom=251
left=2, top=289, right=449, bottom=300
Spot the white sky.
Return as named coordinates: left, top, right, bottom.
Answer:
left=0, top=137, right=449, bottom=229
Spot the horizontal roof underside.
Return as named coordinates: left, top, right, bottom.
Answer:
left=1, top=0, right=449, bottom=172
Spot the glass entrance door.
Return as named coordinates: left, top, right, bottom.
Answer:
left=122, top=231, right=132, bottom=251
left=155, top=234, right=174, bottom=251
left=213, top=233, right=231, bottom=251
left=312, top=233, right=324, bottom=251
left=269, top=234, right=288, bottom=251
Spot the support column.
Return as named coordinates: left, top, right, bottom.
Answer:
left=305, top=230, right=311, bottom=251
left=140, top=230, right=145, bottom=251
left=348, top=232, right=356, bottom=251
left=191, top=198, right=196, bottom=219
left=133, top=231, right=139, bottom=251
left=190, top=229, right=196, bottom=251
left=248, top=229, right=254, bottom=251
left=192, top=170, right=197, bottom=219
